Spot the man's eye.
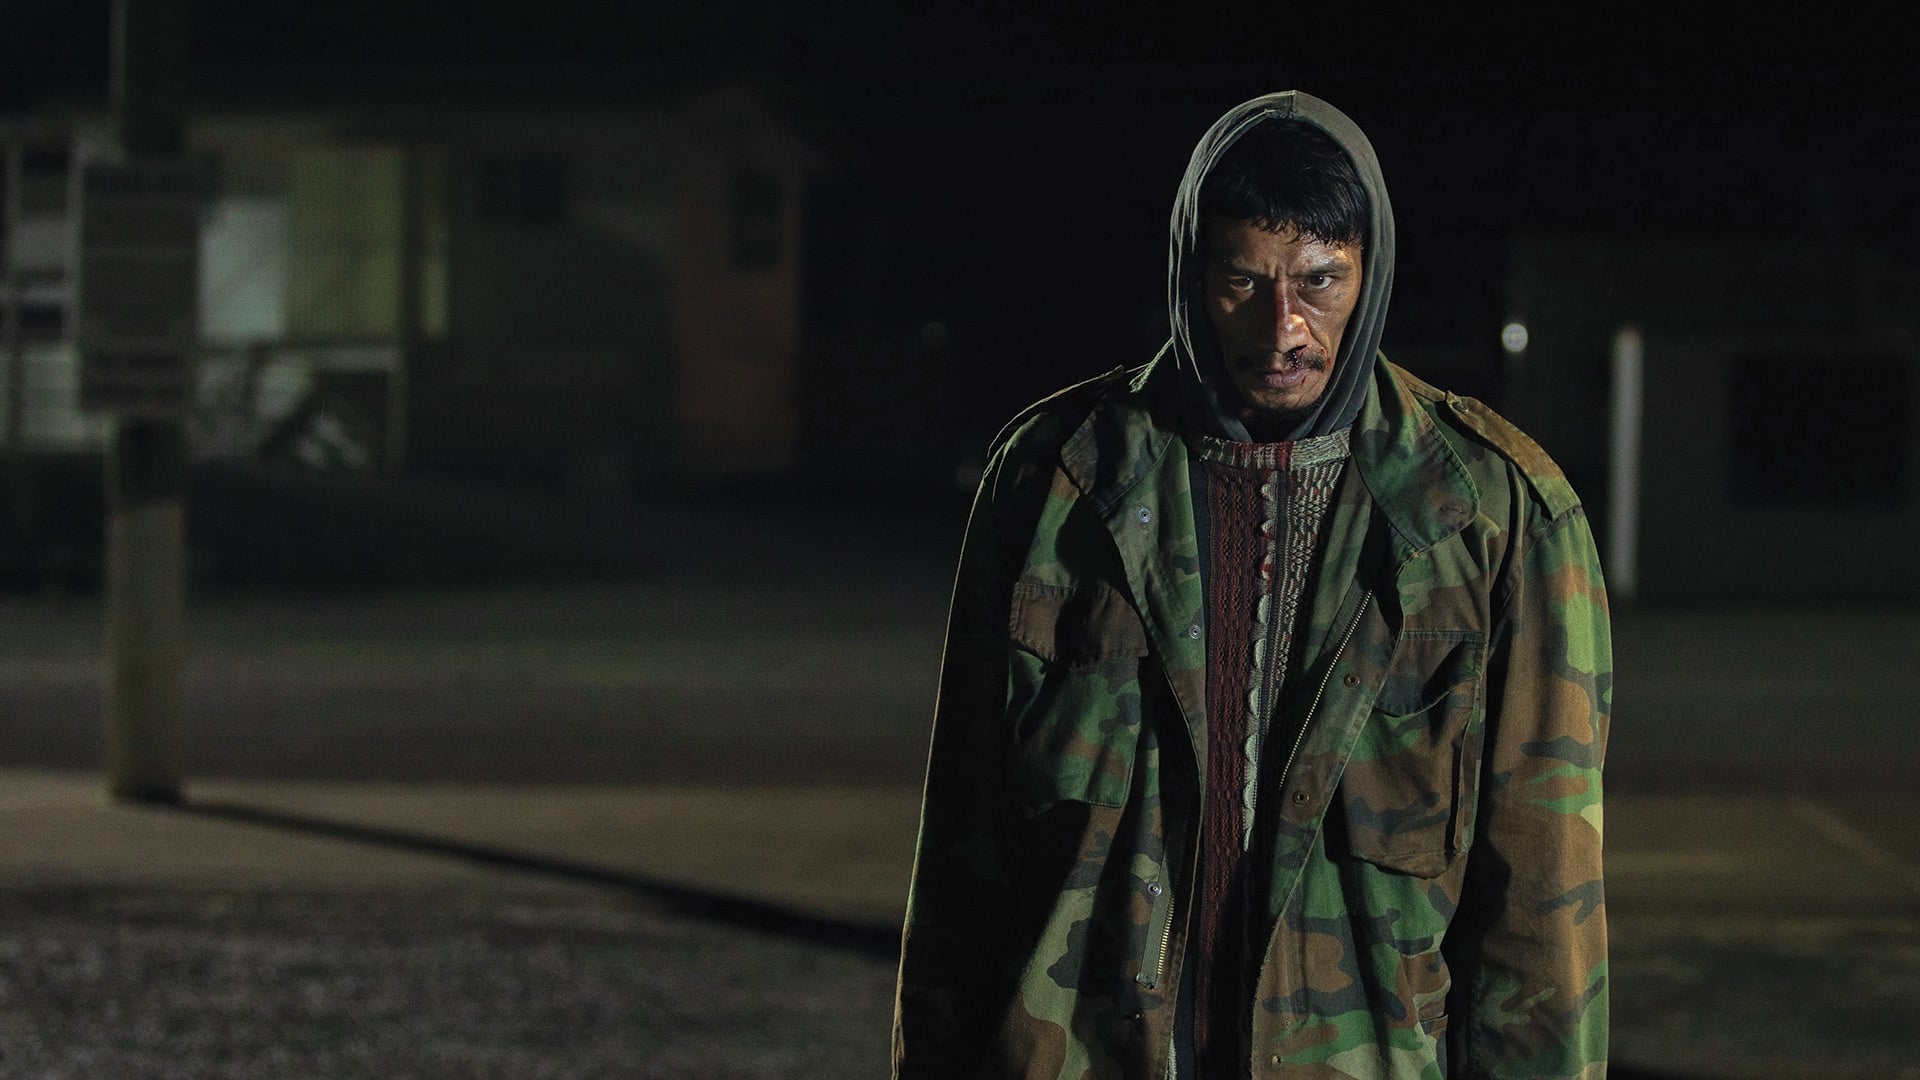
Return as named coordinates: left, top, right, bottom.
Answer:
left=1302, top=274, right=1334, bottom=291
left=1224, top=275, right=1254, bottom=292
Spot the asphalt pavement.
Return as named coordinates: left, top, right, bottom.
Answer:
left=3, top=470, right=1918, bottom=1078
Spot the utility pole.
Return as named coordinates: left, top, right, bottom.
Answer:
left=100, top=0, right=193, bottom=802
left=3, top=142, right=26, bottom=560
left=391, top=144, right=422, bottom=474
left=1608, top=325, right=1643, bottom=602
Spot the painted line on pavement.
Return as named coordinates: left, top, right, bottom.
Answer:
left=1789, top=797, right=1920, bottom=899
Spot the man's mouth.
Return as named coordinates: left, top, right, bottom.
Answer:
left=1239, top=349, right=1326, bottom=389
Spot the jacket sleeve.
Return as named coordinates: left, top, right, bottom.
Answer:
left=1449, top=500, right=1612, bottom=1079
left=892, top=438, right=1046, bottom=1077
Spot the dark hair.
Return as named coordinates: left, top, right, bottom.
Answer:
left=1198, top=119, right=1367, bottom=246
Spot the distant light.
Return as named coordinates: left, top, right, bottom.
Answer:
left=1500, top=322, right=1529, bottom=354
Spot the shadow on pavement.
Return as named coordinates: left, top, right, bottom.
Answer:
left=172, top=796, right=901, bottom=961
left=169, top=798, right=1702, bottom=1080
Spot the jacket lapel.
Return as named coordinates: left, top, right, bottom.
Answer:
left=1059, top=360, right=1210, bottom=772
left=1263, top=359, right=1481, bottom=916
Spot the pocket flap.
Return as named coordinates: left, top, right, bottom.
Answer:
left=1336, top=632, right=1485, bottom=877
left=1009, top=580, right=1149, bottom=665
left=1005, top=580, right=1148, bottom=814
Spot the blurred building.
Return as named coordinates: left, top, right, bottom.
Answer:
left=1501, top=233, right=1920, bottom=603
left=2, top=80, right=829, bottom=496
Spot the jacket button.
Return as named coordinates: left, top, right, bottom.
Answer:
left=1342, top=672, right=1360, bottom=688
left=1186, top=623, right=1202, bottom=639
left=1135, top=506, right=1152, bottom=525
left=1148, top=881, right=1163, bottom=896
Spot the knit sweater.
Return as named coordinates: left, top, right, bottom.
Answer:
left=1190, top=427, right=1351, bottom=1073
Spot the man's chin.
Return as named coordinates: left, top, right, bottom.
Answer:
left=1235, top=399, right=1320, bottom=440
left=1234, top=381, right=1324, bottom=421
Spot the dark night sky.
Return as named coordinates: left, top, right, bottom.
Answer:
left=8, top=4, right=1918, bottom=430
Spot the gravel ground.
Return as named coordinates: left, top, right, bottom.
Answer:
left=0, top=888, right=898, bottom=1080
left=5, top=886, right=1918, bottom=1079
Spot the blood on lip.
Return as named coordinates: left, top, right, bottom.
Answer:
left=1240, top=351, right=1323, bottom=374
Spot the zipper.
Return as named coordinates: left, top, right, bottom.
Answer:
left=1271, top=590, right=1371, bottom=798
left=1137, top=868, right=1175, bottom=989
left=1154, top=901, right=1174, bottom=976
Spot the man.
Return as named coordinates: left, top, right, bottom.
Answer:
left=894, top=90, right=1611, bottom=1080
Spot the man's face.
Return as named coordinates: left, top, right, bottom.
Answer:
left=1201, top=216, right=1363, bottom=424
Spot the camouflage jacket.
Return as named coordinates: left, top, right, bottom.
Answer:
left=894, top=354, right=1611, bottom=1079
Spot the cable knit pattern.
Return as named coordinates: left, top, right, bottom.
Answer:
left=1190, top=426, right=1350, bottom=1074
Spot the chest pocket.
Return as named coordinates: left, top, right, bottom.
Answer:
left=1334, top=630, right=1485, bottom=878
left=1005, top=579, right=1150, bottom=816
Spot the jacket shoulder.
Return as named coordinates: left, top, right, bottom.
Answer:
left=986, top=363, right=1138, bottom=462
left=1393, top=363, right=1582, bottom=520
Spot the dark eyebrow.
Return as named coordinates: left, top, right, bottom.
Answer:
left=1297, top=258, right=1350, bottom=276
left=1212, top=258, right=1272, bottom=279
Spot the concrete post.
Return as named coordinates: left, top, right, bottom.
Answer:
left=104, top=420, right=187, bottom=799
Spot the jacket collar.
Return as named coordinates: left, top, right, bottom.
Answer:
left=1058, top=350, right=1183, bottom=520
left=1349, top=355, right=1478, bottom=567
left=1060, top=349, right=1478, bottom=563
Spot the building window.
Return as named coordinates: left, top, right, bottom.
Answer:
left=475, top=153, right=567, bottom=226
left=731, top=165, right=783, bottom=270
left=12, top=144, right=73, bottom=215
left=1727, top=353, right=1909, bottom=508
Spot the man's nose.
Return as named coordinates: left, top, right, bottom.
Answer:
left=1262, top=285, right=1309, bottom=347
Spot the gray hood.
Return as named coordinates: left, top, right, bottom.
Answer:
left=1167, top=90, right=1397, bottom=442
